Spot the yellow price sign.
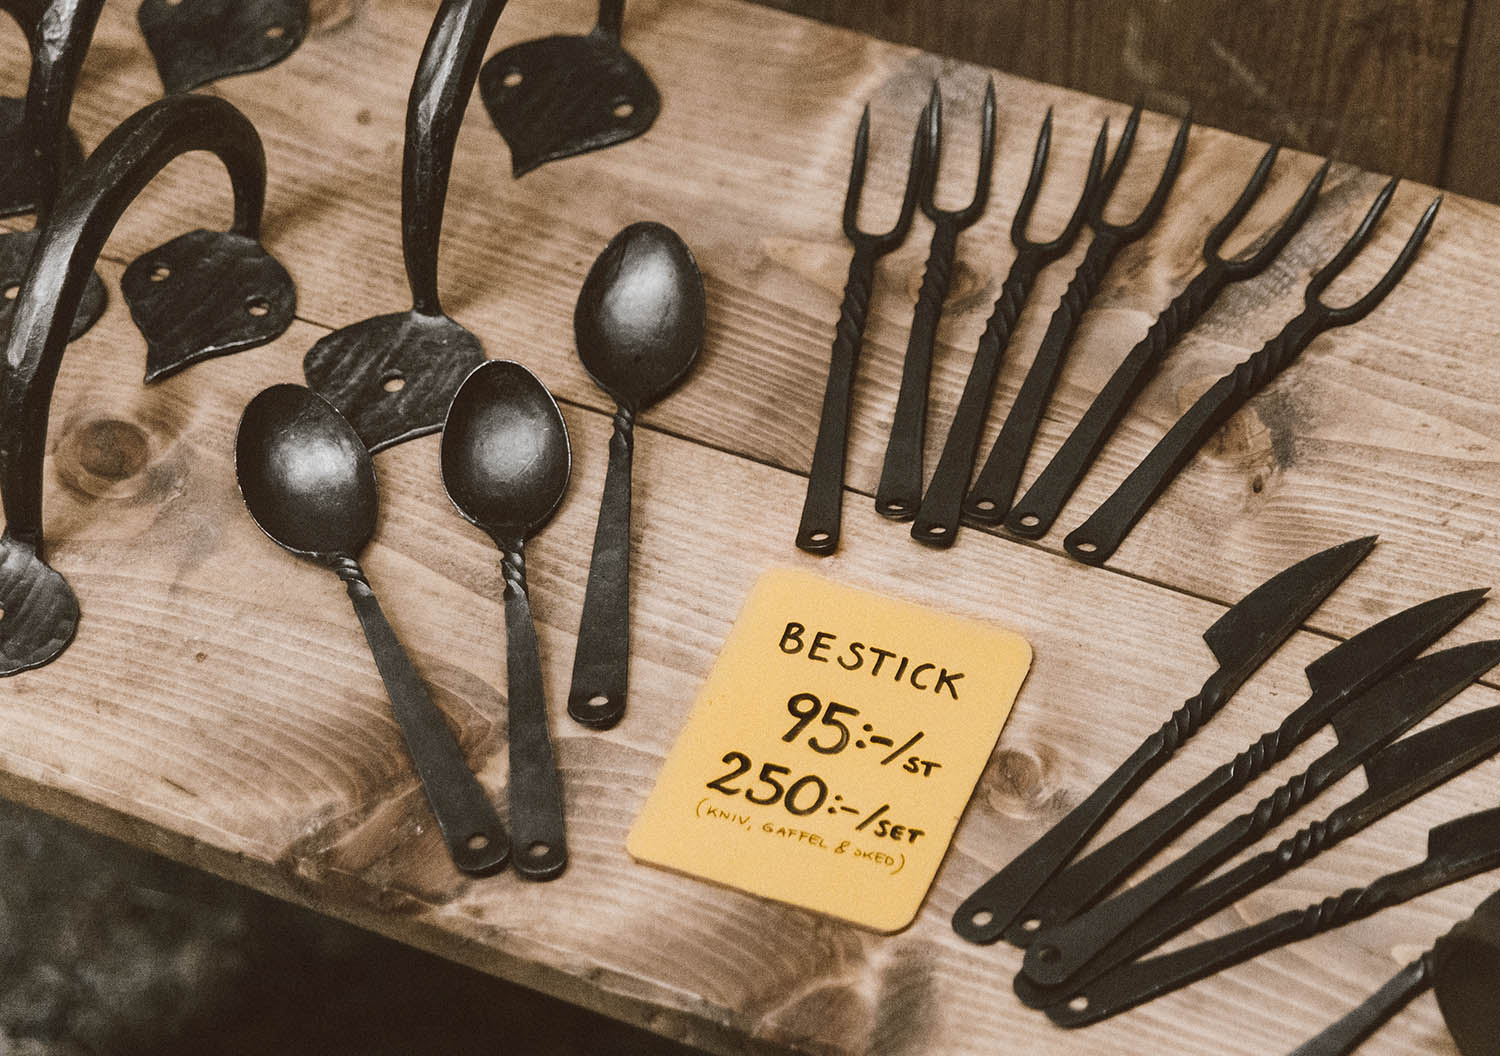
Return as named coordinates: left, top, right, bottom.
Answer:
left=629, top=569, right=1031, bottom=932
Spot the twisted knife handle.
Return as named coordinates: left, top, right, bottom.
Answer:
left=954, top=674, right=1231, bottom=945
left=797, top=247, right=877, bottom=554
left=1064, top=309, right=1323, bottom=564
left=1007, top=264, right=1226, bottom=537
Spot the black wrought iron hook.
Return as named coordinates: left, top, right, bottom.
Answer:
left=910, top=108, right=1108, bottom=547
left=0, top=0, right=106, bottom=341
left=794, top=101, right=927, bottom=555
left=1064, top=177, right=1440, bottom=565
left=964, top=104, right=1192, bottom=524
left=0, top=93, right=286, bottom=675
left=1005, top=147, right=1330, bottom=538
left=874, top=79, right=995, bottom=521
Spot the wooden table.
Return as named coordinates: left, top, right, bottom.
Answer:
left=3, top=2, right=1498, bottom=1053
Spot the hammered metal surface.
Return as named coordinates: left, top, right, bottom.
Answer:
left=303, top=311, right=485, bottom=452
left=121, top=229, right=295, bottom=383
left=0, top=228, right=104, bottom=341
left=479, top=30, right=659, bottom=177
left=0, top=96, right=82, bottom=218
left=137, top=0, right=307, bottom=94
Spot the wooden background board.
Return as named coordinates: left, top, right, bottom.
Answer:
left=753, top=0, right=1499, bottom=203
left=2, top=0, right=1500, bottom=1052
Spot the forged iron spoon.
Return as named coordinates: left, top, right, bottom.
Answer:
left=569, top=221, right=705, bottom=729
left=441, top=360, right=572, bottom=880
left=235, top=384, right=509, bottom=876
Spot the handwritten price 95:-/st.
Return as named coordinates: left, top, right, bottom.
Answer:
left=781, top=692, right=941, bottom=777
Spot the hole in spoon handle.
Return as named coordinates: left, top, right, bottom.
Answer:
left=568, top=409, right=633, bottom=730
left=503, top=547, right=569, bottom=880
left=343, top=571, right=510, bottom=876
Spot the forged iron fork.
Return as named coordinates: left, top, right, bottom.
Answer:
left=874, top=80, right=995, bottom=521
left=1005, top=145, right=1330, bottom=538
left=1064, top=177, right=1441, bottom=565
left=795, top=102, right=926, bottom=555
left=965, top=103, right=1192, bottom=524
left=910, top=107, right=1107, bottom=547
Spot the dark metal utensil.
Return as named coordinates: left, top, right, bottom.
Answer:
left=1290, top=887, right=1500, bottom=1056
left=0, top=0, right=105, bottom=341
left=910, top=108, right=1105, bottom=547
left=138, top=0, right=307, bottom=95
left=1046, top=804, right=1500, bottom=1028
left=304, top=0, right=510, bottom=452
left=1007, top=588, right=1486, bottom=945
left=1021, top=639, right=1500, bottom=988
left=952, top=535, right=1372, bottom=944
left=1065, top=180, right=1440, bottom=565
left=479, top=0, right=658, bottom=177
left=441, top=360, right=572, bottom=881
left=1005, top=147, right=1329, bottom=538
left=964, top=104, right=1191, bottom=524
left=794, top=103, right=926, bottom=555
left=0, top=94, right=294, bottom=676
left=873, top=80, right=994, bottom=521
left=235, top=384, right=510, bottom=877
left=568, top=222, right=704, bottom=730
left=1015, top=704, right=1500, bottom=1009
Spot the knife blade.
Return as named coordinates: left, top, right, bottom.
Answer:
left=953, top=537, right=1376, bottom=945
left=1007, top=587, right=1487, bottom=946
left=1022, top=639, right=1500, bottom=986
left=1045, top=805, right=1500, bottom=1028
left=1014, top=704, right=1500, bottom=1009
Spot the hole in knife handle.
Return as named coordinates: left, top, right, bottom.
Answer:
left=381, top=372, right=405, bottom=393
left=265, top=25, right=285, bottom=39
left=245, top=296, right=270, bottom=317
left=974, top=499, right=996, bottom=513
left=1018, top=514, right=1040, bottom=528
left=612, top=99, right=634, bottom=119
left=808, top=531, right=830, bottom=545
left=969, top=909, right=993, bottom=928
left=585, top=694, right=610, bottom=711
left=466, top=833, right=490, bottom=852
left=1067, top=995, right=1089, bottom=1013
left=926, top=525, right=948, bottom=536
left=150, top=265, right=170, bottom=282
left=527, top=842, right=552, bottom=858
left=1020, top=917, right=1041, bottom=932
left=502, top=70, right=523, bottom=88
left=2, top=284, right=16, bottom=301
left=1073, top=540, right=1098, bottom=554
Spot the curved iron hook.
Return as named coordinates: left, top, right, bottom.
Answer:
left=1064, top=178, right=1440, bottom=565
left=0, top=93, right=275, bottom=675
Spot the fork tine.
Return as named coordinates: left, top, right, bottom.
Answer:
left=1217, top=156, right=1331, bottom=275
left=1321, top=194, right=1441, bottom=325
left=841, top=105, right=872, bottom=239
left=1097, top=110, right=1191, bottom=238
left=1092, top=101, right=1143, bottom=219
left=953, top=79, right=997, bottom=225
left=1306, top=176, right=1399, bottom=302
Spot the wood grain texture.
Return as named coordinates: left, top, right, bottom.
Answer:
left=752, top=0, right=1467, bottom=186
left=1, top=1, right=1499, bottom=1053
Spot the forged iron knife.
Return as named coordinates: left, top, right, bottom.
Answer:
left=951, top=536, right=1374, bottom=945
left=1014, top=704, right=1500, bottom=1009
left=1044, top=805, right=1500, bottom=1028
left=1006, top=587, right=1488, bottom=945
left=1022, top=638, right=1500, bottom=987
left=1290, top=887, right=1500, bottom=1056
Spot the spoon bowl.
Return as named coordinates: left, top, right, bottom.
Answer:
left=236, top=384, right=378, bottom=561
left=575, top=220, right=706, bottom=410
left=441, top=360, right=571, bottom=537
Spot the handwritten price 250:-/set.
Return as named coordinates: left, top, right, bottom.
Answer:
left=700, top=689, right=939, bottom=844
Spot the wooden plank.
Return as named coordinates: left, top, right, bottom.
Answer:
left=0, top=1, right=1496, bottom=1052
left=1441, top=0, right=1500, bottom=201
left=750, top=0, right=1467, bottom=186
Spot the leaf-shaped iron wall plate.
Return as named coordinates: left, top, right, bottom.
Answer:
left=122, top=229, right=295, bottom=383
left=479, top=0, right=659, bottom=176
left=0, top=94, right=292, bottom=675
left=138, top=0, right=307, bottom=94
left=302, top=0, right=507, bottom=453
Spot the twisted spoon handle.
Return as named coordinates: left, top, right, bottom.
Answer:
left=797, top=246, right=877, bottom=554
left=341, top=564, right=509, bottom=876
left=915, top=254, right=1040, bottom=545
left=877, top=219, right=960, bottom=519
left=568, top=406, right=634, bottom=729
left=502, top=544, right=568, bottom=880
left=1008, top=264, right=1226, bottom=537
